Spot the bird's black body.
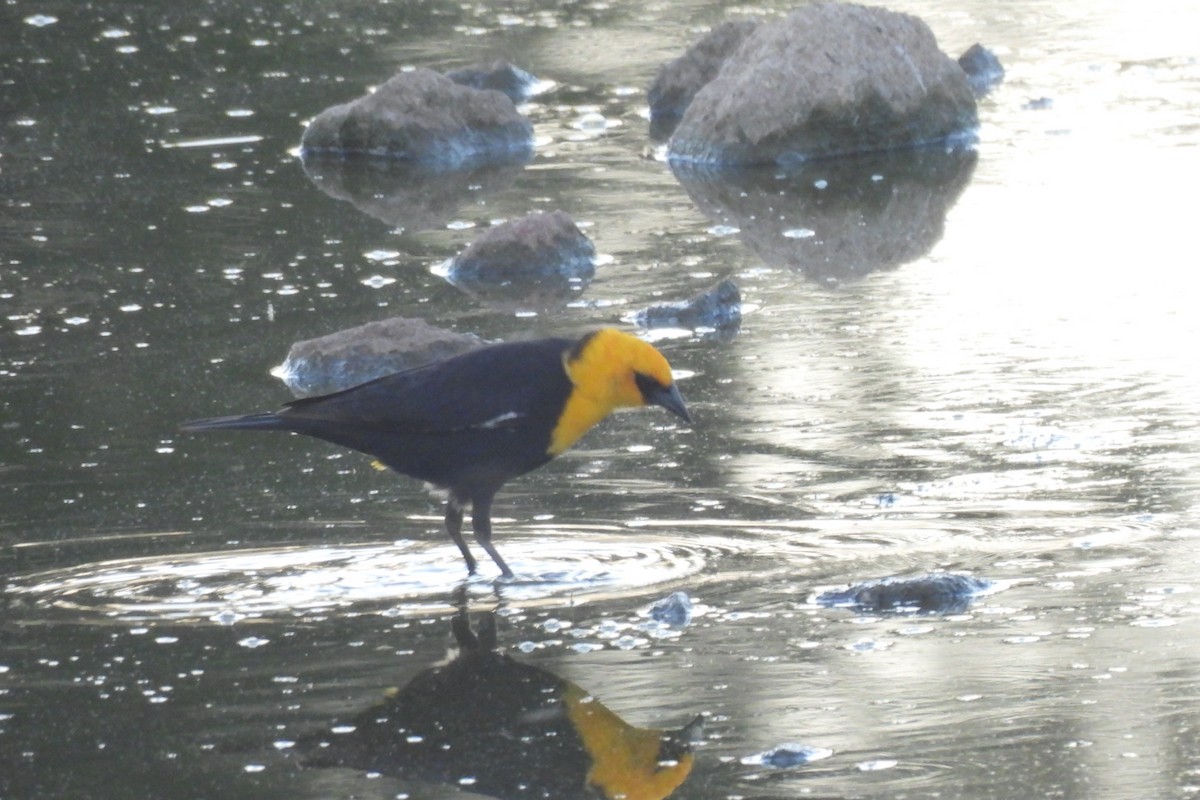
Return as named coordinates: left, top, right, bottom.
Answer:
left=180, top=330, right=691, bottom=578
left=193, top=338, right=574, bottom=492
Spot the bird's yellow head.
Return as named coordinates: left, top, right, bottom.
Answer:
left=549, top=329, right=691, bottom=455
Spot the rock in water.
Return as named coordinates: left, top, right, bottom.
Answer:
left=647, top=20, right=761, bottom=139
left=633, top=279, right=742, bottom=339
left=436, top=210, right=596, bottom=312
left=444, top=60, right=542, bottom=103
left=667, top=4, right=977, bottom=165
left=648, top=591, right=695, bottom=627
left=301, top=68, right=534, bottom=167
left=816, top=573, right=993, bottom=614
left=958, top=43, right=1005, bottom=97
left=274, top=317, right=484, bottom=397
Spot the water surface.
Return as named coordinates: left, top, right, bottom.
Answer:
left=3, top=0, right=1200, bottom=797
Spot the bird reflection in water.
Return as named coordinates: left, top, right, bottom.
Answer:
left=301, top=612, right=702, bottom=799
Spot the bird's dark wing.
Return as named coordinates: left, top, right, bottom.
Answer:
left=277, top=337, right=574, bottom=434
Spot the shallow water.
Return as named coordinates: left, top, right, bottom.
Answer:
left=3, top=0, right=1200, bottom=798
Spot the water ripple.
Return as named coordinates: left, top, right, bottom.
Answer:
left=5, top=535, right=741, bottom=623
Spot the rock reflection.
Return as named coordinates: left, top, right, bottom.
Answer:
left=299, top=154, right=528, bottom=232
left=671, top=147, right=976, bottom=283
left=301, top=612, right=702, bottom=799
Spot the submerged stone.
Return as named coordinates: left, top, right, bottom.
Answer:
left=633, top=279, right=741, bottom=340
left=741, top=743, right=834, bottom=769
left=667, top=3, right=977, bottom=165
left=437, top=210, right=596, bottom=312
left=958, top=43, right=1005, bottom=97
left=274, top=317, right=484, bottom=397
left=300, top=68, right=534, bottom=167
left=647, top=19, right=760, bottom=140
left=816, top=573, right=993, bottom=615
left=445, top=60, right=542, bottom=103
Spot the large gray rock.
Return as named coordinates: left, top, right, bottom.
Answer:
left=647, top=20, right=761, bottom=139
left=300, top=68, right=534, bottom=167
left=274, top=317, right=484, bottom=397
left=667, top=4, right=977, bottom=165
left=435, top=210, right=596, bottom=312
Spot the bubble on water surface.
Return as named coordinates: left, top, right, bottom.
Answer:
left=782, top=227, right=816, bottom=239
left=238, top=637, right=270, bottom=649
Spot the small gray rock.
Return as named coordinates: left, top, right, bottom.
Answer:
left=668, top=3, right=978, bottom=165
left=437, top=210, right=596, bottom=312
left=816, top=573, right=993, bottom=615
left=301, top=68, right=534, bottom=167
left=633, top=279, right=741, bottom=340
left=274, top=317, right=484, bottom=397
left=445, top=61, right=541, bottom=103
left=958, top=43, right=1004, bottom=97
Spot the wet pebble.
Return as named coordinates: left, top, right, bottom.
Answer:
left=648, top=590, right=694, bottom=626
left=958, top=43, right=1004, bottom=97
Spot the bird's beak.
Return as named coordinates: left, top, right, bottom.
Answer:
left=647, top=382, right=693, bottom=425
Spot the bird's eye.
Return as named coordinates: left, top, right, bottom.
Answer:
left=634, top=371, right=665, bottom=398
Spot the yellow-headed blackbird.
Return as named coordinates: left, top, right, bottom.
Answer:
left=180, top=328, right=691, bottom=578
left=301, top=611, right=701, bottom=799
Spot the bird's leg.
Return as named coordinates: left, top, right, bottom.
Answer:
left=470, top=494, right=514, bottom=579
left=444, top=497, right=478, bottom=575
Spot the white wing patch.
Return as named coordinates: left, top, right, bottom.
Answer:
left=478, top=411, right=524, bottom=429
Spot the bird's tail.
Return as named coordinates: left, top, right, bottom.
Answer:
left=179, top=412, right=285, bottom=433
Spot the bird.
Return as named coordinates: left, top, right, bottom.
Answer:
left=180, top=328, right=692, bottom=578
